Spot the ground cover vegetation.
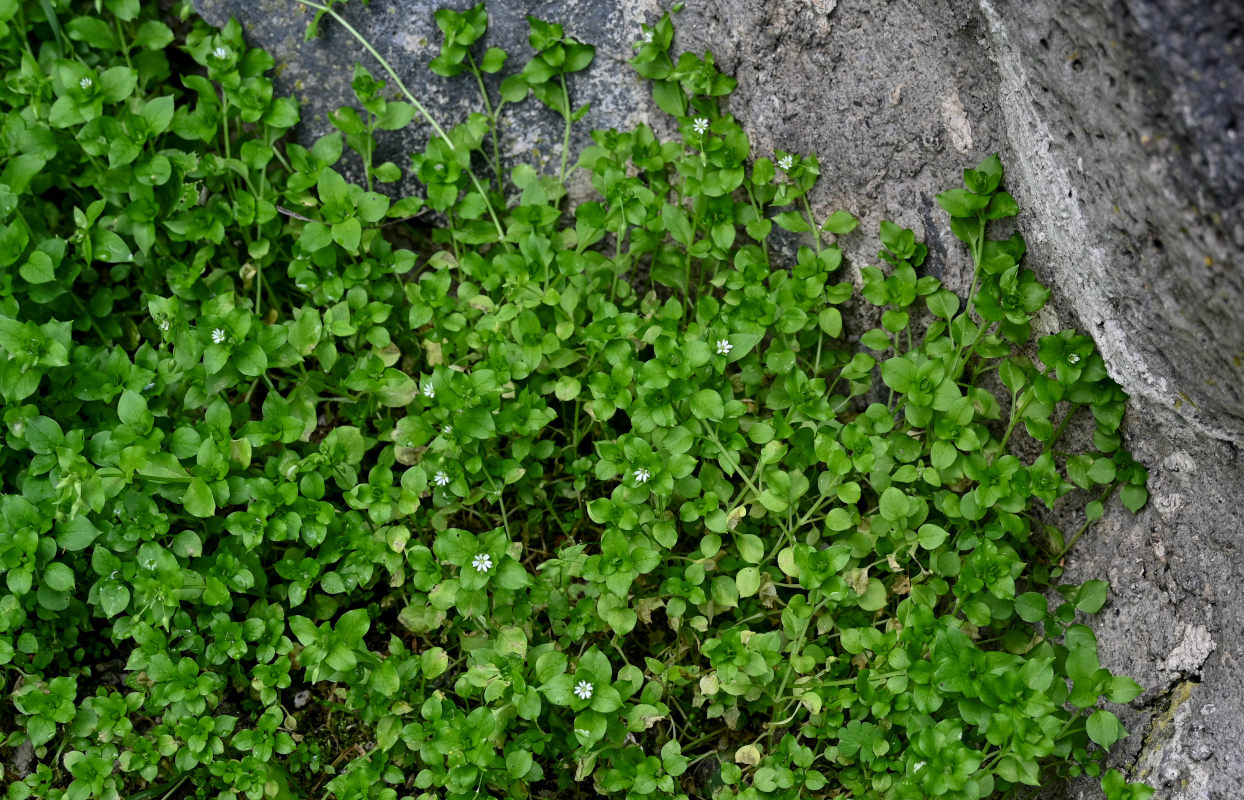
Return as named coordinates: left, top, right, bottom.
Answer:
left=0, top=0, right=1155, bottom=798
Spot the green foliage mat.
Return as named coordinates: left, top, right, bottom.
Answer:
left=0, top=1, right=1154, bottom=798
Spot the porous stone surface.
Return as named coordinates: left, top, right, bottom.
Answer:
left=197, top=0, right=1244, bottom=796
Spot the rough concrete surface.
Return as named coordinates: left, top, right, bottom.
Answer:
left=195, top=0, right=1244, bottom=796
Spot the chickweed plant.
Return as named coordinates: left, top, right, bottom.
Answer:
left=0, top=0, right=1154, bottom=799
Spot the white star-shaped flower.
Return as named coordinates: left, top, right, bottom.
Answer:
left=1067, top=353, right=1081, bottom=364
left=715, top=339, right=733, bottom=356
left=633, top=468, right=651, bottom=484
left=442, top=424, right=452, bottom=436
left=213, top=46, right=230, bottom=59
left=79, top=76, right=92, bottom=90
left=471, top=553, right=493, bottom=572
left=422, top=382, right=435, bottom=399
left=433, top=471, right=449, bottom=487
left=778, top=154, right=794, bottom=171
left=573, top=680, right=593, bottom=700
left=159, top=320, right=170, bottom=332
left=642, top=30, right=653, bottom=44
left=692, top=117, right=709, bottom=135
left=211, top=328, right=226, bottom=344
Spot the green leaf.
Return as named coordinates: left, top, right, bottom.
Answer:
left=118, top=389, right=148, bottom=426
left=332, top=218, right=362, bottom=252
left=821, top=209, right=858, bottom=234
left=336, top=608, right=371, bottom=643
left=91, top=229, right=132, bottom=262
left=457, top=407, right=496, bottom=439
left=422, top=647, right=449, bottom=679
left=20, top=251, right=55, bottom=284
left=878, top=487, right=908, bottom=521
left=135, top=20, right=174, bottom=49
left=861, top=328, right=892, bottom=352
left=1086, top=709, right=1126, bottom=748
left=1120, top=484, right=1148, bottom=513
left=772, top=211, right=811, bottom=233
left=371, top=659, right=400, bottom=696
left=301, top=221, right=332, bottom=251
left=57, top=516, right=100, bottom=551
left=480, top=47, right=508, bottom=73
left=856, top=579, right=887, bottom=611
left=690, top=389, right=725, bottom=421
left=506, top=749, right=533, bottom=779
left=1075, top=579, right=1110, bottom=613
left=43, top=562, right=75, bottom=592
left=1015, top=592, right=1047, bottom=622
left=1087, top=457, right=1117, bottom=484
left=99, top=66, right=136, bottom=103
left=184, top=478, right=216, bottom=517
left=99, top=581, right=130, bottom=616
left=926, top=289, right=960, bottom=319
left=1105, top=675, right=1143, bottom=704
left=318, top=168, right=350, bottom=206
left=916, top=524, right=948, bottom=549
left=736, top=533, right=764, bottom=563
left=235, top=342, right=269, bottom=377
left=985, top=191, right=1020, bottom=219
left=736, top=567, right=761, bottom=597
left=935, top=188, right=990, bottom=218
left=818, top=307, right=842, bottom=337
left=25, top=417, right=65, bottom=454
left=263, top=96, right=300, bottom=128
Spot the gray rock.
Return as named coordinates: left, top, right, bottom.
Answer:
left=195, top=0, right=1244, bottom=795
left=10, top=739, right=33, bottom=779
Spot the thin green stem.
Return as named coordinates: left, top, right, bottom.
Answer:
left=291, top=0, right=451, bottom=144
left=466, top=51, right=503, bottom=189
left=951, top=218, right=986, bottom=377
left=114, top=17, right=133, bottom=68
left=801, top=194, right=821, bottom=254
left=771, top=596, right=829, bottom=716
left=704, top=428, right=763, bottom=500
left=558, top=75, right=573, bottom=185
left=1046, top=403, right=1082, bottom=451
left=1054, top=482, right=1119, bottom=560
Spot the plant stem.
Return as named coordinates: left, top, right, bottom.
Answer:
left=559, top=75, right=573, bottom=185
left=291, top=0, right=451, bottom=144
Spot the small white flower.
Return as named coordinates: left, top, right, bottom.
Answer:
left=433, top=471, right=450, bottom=487
left=471, top=553, right=493, bottom=572
left=778, top=154, right=794, bottom=171
left=434, top=163, right=444, bottom=171
left=144, top=382, right=156, bottom=391
left=1067, top=353, right=1081, bottom=364
left=442, top=424, right=453, bottom=436
left=692, top=117, right=709, bottom=135
left=913, top=761, right=926, bottom=772
left=79, top=76, right=92, bottom=90
left=213, top=46, right=230, bottom=59
left=159, top=319, right=170, bottom=332
left=642, top=30, right=654, bottom=44
left=422, top=382, right=435, bottom=399
left=715, top=339, right=733, bottom=356
left=573, top=680, right=594, bottom=700
left=633, top=468, right=651, bottom=484
left=211, top=328, right=226, bottom=344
